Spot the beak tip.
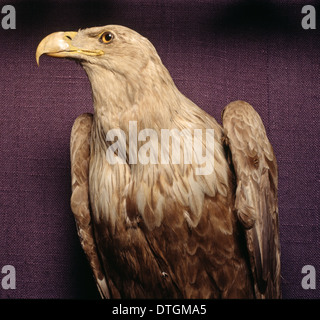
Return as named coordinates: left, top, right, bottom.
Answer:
left=36, top=42, right=44, bottom=67
left=35, top=31, right=66, bottom=67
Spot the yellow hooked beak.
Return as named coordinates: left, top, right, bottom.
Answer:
left=36, top=31, right=104, bottom=66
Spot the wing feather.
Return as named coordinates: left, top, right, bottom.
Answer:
left=70, top=113, right=110, bottom=299
left=222, top=101, right=281, bottom=298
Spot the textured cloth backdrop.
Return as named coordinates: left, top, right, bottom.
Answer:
left=0, top=0, right=319, bottom=298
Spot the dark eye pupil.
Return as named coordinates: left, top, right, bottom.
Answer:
left=103, top=33, right=112, bottom=42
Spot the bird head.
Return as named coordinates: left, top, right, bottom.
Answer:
left=36, top=25, right=178, bottom=120
left=36, top=24, right=184, bottom=133
left=36, top=25, right=164, bottom=80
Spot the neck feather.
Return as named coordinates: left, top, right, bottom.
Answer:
left=82, top=60, right=183, bottom=135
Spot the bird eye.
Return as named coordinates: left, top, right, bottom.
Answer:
left=100, top=32, right=114, bottom=44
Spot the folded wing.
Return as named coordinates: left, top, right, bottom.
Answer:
left=70, top=113, right=110, bottom=298
left=222, top=101, right=281, bottom=298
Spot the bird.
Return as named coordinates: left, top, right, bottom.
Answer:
left=36, top=25, right=281, bottom=299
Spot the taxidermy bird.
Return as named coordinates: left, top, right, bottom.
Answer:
left=36, top=25, right=280, bottom=299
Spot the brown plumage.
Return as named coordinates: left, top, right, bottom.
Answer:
left=36, top=25, right=280, bottom=298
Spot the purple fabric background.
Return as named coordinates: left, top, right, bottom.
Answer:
left=0, top=0, right=319, bottom=299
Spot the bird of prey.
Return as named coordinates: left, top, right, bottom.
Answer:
left=36, top=25, right=280, bottom=299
